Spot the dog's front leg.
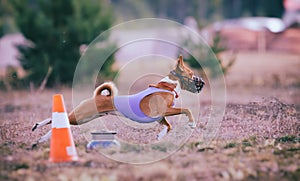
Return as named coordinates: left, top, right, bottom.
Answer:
left=165, top=107, right=196, bottom=128
left=157, top=117, right=172, bottom=140
left=157, top=125, right=168, bottom=140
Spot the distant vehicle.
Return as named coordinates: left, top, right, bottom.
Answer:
left=283, top=0, right=300, bottom=27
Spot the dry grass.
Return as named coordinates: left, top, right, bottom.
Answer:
left=0, top=52, right=300, bottom=180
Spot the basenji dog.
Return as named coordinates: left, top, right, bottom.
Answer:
left=32, top=55, right=205, bottom=145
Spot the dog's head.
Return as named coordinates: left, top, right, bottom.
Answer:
left=171, top=55, right=205, bottom=93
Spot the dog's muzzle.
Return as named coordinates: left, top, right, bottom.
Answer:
left=192, top=76, right=205, bottom=93
left=171, top=71, right=205, bottom=93
left=183, top=75, right=205, bottom=93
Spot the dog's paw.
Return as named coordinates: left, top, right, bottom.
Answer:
left=157, top=133, right=166, bottom=141
left=31, top=143, right=38, bottom=149
left=157, top=126, right=168, bottom=140
left=188, top=121, right=196, bottom=128
left=32, top=123, right=39, bottom=131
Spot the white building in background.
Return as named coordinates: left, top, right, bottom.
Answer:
left=0, top=33, right=29, bottom=77
left=283, top=0, right=300, bottom=27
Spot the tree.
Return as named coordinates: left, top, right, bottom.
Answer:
left=11, top=0, right=114, bottom=87
left=0, top=0, right=19, bottom=37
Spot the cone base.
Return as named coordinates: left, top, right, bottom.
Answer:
left=49, top=156, right=78, bottom=163
left=49, top=128, right=78, bottom=163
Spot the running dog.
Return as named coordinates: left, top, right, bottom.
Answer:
left=32, top=55, right=205, bottom=144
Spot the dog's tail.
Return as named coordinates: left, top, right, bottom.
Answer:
left=93, top=82, right=118, bottom=97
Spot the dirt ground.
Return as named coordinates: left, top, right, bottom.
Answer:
left=0, top=51, right=299, bottom=181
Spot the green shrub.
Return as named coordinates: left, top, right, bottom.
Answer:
left=11, top=0, right=115, bottom=87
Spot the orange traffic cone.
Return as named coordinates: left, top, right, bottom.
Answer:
left=49, top=94, right=78, bottom=162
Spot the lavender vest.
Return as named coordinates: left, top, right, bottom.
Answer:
left=113, top=87, right=173, bottom=123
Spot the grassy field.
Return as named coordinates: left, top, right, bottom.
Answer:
left=0, top=52, right=299, bottom=180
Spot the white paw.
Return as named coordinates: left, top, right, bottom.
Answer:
left=32, top=123, right=39, bottom=131
left=188, top=121, right=196, bottom=128
left=157, top=126, right=168, bottom=140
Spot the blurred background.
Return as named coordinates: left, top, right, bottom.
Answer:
left=0, top=0, right=299, bottom=91
left=1, top=1, right=299, bottom=180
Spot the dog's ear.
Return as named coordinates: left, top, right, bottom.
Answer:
left=176, top=55, right=184, bottom=71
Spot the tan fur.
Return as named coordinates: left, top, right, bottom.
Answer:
left=32, top=55, right=199, bottom=144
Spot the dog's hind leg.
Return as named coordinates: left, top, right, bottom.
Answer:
left=32, top=130, right=52, bottom=148
left=32, top=118, right=52, bottom=131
